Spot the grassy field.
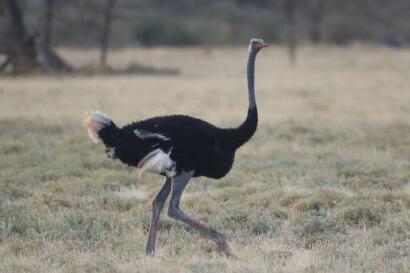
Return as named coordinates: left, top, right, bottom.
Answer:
left=0, top=45, right=409, bottom=273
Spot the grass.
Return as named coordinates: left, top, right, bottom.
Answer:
left=0, top=45, right=409, bottom=272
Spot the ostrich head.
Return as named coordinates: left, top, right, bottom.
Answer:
left=249, top=38, right=267, bottom=53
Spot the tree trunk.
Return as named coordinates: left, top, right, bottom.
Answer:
left=308, top=0, right=325, bottom=44
left=284, top=0, right=297, bottom=65
left=4, top=0, right=39, bottom=73
left=43, top=0, right=54, bottom=48
left=6, top=0, right=26, bottom=40
left=2, top=0, right=72, bottom=74
left=100, top=0, right=116, bottom=68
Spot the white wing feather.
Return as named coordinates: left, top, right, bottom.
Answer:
left=134, top=129, right=170, bottom=141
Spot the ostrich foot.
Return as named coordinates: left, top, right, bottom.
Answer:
left=217, top=240, right=238, bottom=259
left=145, top=251, right=166, bottom=260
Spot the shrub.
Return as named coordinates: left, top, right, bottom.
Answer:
left=250, top=219, right=276, bottom=236
left=292, top=212, right=346, bottom=248
left=135, top=19, right=198, bottom=46
left=276, top=191, right=303, bottom=207
left=223, top=210, right=251, bottom=231
left=337, top=202, right=399, bottom=228
left=0, top=143, right=25, bottom=155
left=223, top=210, right=279, bottom=236
left=294, top=190, right=345, bottom=212
left=0, top=205, right=35, bottom=237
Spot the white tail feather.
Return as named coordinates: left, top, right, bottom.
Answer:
left=83, top=111, right=112, bottom=143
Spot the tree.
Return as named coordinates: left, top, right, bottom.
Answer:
left=43, top=0, right=55, bottom=48
left=283, top=0, right=298, bottom=65
left=100, top=0, right=116, bottom=68
left=0, top=0, right=72, bottom=74
left=307, top=0, right=326, bottom=44
left=1, top=0, right=39, bottom=73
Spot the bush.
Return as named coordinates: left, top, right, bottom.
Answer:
left=294, top=190, right=345, bottom=212
left=223, top=209, right=280, bottom=236
left=337, top=202, right=399, bottom=228
left=0, top=205, right=36, bottom=237
left=292, top=212, right=346, bottom=248
left=135, top=19, right=198, bottom=46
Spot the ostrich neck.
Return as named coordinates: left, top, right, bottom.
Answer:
left=247, top=50, right=257, bottom=109
left=222, top=49, right=259, bottom=150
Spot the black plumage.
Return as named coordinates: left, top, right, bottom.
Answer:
left=83, top=38, right=266, bottom=257
left=97, top=107, right=257, bottom=179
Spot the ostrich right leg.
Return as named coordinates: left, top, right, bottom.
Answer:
left=167, top=171, right=236, bottom=258
left=146, top=177, right=171, bottom=255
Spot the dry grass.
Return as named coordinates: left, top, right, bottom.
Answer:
left=0, top=45, right=409, bottom=273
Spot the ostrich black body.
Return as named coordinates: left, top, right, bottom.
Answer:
left=98, top=107, right=257, bottom=179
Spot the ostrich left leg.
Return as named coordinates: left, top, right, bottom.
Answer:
left=167, top=171, right=236, bottom=258
left=146, top=177, right=171, bottom=255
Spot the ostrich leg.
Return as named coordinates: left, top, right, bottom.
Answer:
left=168, top=171, right=236, bottom=258
left=146, top=177, right=171, bottom=255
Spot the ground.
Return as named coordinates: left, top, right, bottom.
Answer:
left=0, top=45, right=409, bottom=273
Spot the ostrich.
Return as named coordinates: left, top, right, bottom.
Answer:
left=83, top=38, right=267, bottom=257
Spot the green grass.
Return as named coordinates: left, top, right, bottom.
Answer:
left=0, top=45, right=409, bottom=272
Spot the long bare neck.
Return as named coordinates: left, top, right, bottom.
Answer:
left=247, top=50, right=257, bottom=109
left=224, top=49, right=259, bottom=149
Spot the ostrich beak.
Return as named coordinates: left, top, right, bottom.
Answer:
left=256, top=43, right=268, bottom=49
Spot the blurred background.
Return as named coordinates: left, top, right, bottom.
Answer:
left=1, top=0, right=409, bottom=74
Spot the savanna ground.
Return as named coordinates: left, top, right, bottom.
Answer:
left=0, top=46, right=409, bottom=273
